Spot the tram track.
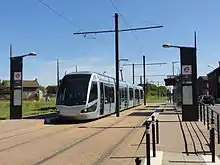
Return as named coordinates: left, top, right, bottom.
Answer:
left=91, top=115, right=148, bottom=165
left=0, top=107, right=138, bottom=154
left=0, top=121, right=43, bottom=135
left=32, top=110, right=154, bottom=165
left=0, top=125, right=78, bottom=153
left=0, top=126, right=48, bottom=141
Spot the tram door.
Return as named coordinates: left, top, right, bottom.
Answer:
left=100, top=82, right=104, bottom=115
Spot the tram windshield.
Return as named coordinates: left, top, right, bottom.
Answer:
left=56, top=74, right=91, bottom=106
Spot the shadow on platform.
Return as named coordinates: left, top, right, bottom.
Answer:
left=169, top=160, right=212, bottom=164
left=128, top=112, right=153, bottom=116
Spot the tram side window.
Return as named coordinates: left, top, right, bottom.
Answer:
left=104, top=85, right=114, bottom=103
left=110, top=86, right=114, bottom=103
left=89, top=82, right=98, bottom=102
left=122, top=88, right=125, bottom=101
left=129, top=88, right=133, bottom=100
left=140, top=90, right=143, bottom=99
left=124, top=88, right=128, bottom=100
left=104, top=85, right=109, bottom=103
left=135, top=89, right=139, bottom=99
left=119, top=87, right=122, bottom=101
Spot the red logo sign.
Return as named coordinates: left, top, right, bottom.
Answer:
left=184, top=67, right=190, bottom=73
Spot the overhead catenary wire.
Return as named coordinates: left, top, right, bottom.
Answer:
left=37, top=0, right=81, bottom=30
left=108, top=0, right=147, bottom=54
left=37, top=0, right=96, bottom=40
left=73, top=26, right=163, bottom=35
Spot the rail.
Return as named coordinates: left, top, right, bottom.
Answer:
left=135, top=115, right=159, bottom=165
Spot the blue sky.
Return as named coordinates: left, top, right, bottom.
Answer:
left=0, top=0, right=220, bottom=86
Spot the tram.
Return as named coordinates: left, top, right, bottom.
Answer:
left=56, top=71, right=144, bottom=120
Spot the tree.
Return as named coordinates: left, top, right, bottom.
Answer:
left=0, top=80, right=9, bottom=97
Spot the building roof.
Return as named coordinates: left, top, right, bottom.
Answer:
left=23, top=79, right=39, bottom=88
left=207, top=67, right=220, bottom=76
left=5, top=79, right=40, bottom=88
left=198, top=76, right=208, bottom=81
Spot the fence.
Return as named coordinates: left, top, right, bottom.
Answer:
left=198, top=101, right=218, bottom=162
left=198, top=102, right=220, bottom=144
left=135, top=115, right=159, bottom=165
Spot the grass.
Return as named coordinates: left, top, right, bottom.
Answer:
left=146, top=95, right=168, bottom=103
left=0, top=98, right=57, bottom=119
left=0, top=95, right=168, bottom=119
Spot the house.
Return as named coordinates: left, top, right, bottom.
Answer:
left=2, top=79, right=42, bottom=100
left=207, top=63, right=220, bottom=102
left=46, top=85, right=57, bottom=97
left=197, top=76, right=209, bottom=96
left=22, top=79, right=41, bottom=100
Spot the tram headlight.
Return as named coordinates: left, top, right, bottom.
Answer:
left=81, top=103, right=97, bottom=113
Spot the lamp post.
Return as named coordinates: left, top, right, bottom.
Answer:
left=162, top=42, right=198, bottom=121
left=119, top=58, right=128, bottom=81
left=172, top=61, right=180, bottom=75
left=10, top=45, right=37, bottom=119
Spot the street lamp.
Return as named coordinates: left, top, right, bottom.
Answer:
left=11, top=52, right=37, bottom=58
left=74, top=65, right=78, bottom=72
left=10, top=45, right=37, bottom=119
left=119, top=58, right=128, bottom=81
left=172, top=61, right=180, bottom=75
left=162, top=44, right=181, bottom=49
left=119, top=58, right=128, bottom=62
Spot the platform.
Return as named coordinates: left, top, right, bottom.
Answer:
left=1, top=103, right=219, bottom=165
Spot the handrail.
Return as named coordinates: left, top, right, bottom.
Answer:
left=198, top=101, right=217, bottom=162
left=198, top=101, right=220, bottom=144
left=198, top=101, right=219, bottom=115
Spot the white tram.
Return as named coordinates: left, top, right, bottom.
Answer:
left=56, top=71, right=144, bottom=120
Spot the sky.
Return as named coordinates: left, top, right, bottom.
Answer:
left=0, top=0, right=220, bottom=86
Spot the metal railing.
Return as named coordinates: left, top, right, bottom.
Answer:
left=135, top=115, right=159, bottom=165
left=198, top=102, right=218, bottom=162
left=198, top=102, right=220, bottom=144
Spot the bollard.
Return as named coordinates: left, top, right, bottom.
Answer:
left=211, top=118, right=215, bottom=162
left=135, top=157, right=142, bottom=165
left=200, top=103, right=202, bottom=122
left=156, top=119, right=159, bottom=144
left=203, top=105, right=205, bottom=125
left=211, top=110, right=214, bottom=123
left=207, top=107, right=209, bottom=130
left=151, top=116, right=156, bottom=157
left=146, top=121, right=151, bottom=165
left=217, top=114, right=220, bottom=144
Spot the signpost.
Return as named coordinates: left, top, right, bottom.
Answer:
left=180, top=47, right=198, bottom=121
left=162, top=32, right=198, bottom=121
left=9, top=45, right=37, bottom=119
left=10, top=56, right=23, bottom=119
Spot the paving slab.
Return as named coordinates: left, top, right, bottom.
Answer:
left=102, top=104, right=220, bottom=165
left=0, top=104, right=155, bottom=165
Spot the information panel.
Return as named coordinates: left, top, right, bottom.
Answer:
left=13, top=89, right=21, bottom=106
left=182, top=86, right=193, bottom=105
